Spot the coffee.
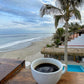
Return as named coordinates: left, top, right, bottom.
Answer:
left=35, top=63, right=59, bottom=73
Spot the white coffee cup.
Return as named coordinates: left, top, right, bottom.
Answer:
left=31, top=58, right=67, bottom=84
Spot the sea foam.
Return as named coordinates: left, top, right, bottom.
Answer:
left=0, top=37, right=41, bottom=49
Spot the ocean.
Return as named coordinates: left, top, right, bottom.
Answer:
left=0, top=32, right=84, bottom=52
left=0, top=33, right=52, bottom=52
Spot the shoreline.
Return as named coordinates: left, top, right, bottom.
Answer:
left=0, top=35, right=52, bottom=52
left=0, top=36, right=84, bottom=66
left=0, top=36, right=52, bottom=62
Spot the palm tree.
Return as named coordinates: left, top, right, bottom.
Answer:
left=40, top=0, right=82, bottom=64
left=53, top=28, right=65, bottom=41
left=81, top=24, right=84, bottom=29
left=56, top=28, right=65, bottom=40
left=53, top=28, right=65, bottom=47
left=69, top=22, right=81, bottom=38
left=69, top=23, right=81, bottom=32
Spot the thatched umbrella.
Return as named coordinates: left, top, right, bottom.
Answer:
left=41, top=47, right=84, bottom=57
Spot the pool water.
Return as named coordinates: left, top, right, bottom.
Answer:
left=67, top=65, right=84, bottom=72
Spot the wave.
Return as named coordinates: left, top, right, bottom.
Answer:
left=0, top=37, right=41, bottom=49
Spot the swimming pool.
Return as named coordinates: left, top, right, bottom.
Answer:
left=67, top=65, right=84, bottom=72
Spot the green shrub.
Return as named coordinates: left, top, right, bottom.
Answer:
left=46, top=44, right=52, bottom=47
left=54, top=39, right=61, bottom=47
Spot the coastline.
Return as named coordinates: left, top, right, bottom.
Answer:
left=0, top=35, right=84, bottom=66
left=0, top=36, right=52, bottom=62
left=0, top=35, right=49, bottom=52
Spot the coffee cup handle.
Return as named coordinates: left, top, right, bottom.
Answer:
left=62, top=64, right=67, bottom=74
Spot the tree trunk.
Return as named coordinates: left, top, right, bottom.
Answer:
left=64, top=21, right=68, bottom=65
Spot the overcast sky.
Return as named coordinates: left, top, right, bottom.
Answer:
left=0, top=0, right=84, bottom=33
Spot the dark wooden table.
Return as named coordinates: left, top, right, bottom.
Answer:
left=0, top=58, right=25, bottom=84
left=6, top=69, right=84, bottom=84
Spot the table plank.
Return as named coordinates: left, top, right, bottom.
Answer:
left=57, top=72, right=84, bottom=84
left=6, top=69, right=84, bottom=84
left=0, top=58, right=25, bottom=84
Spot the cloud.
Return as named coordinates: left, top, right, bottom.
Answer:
left=40, top=0, right=55, bottom=5
left=0, top=0, right=84, bottom=34
left=0, top=0, right=54, bottom=32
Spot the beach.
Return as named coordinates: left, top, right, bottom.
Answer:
left=0, top=37, right=52, bottom=62
left=0, top=35, right=84, bottom=67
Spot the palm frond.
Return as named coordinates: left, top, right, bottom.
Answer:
left=40, top=4, right=62, bottom=17
left=73, top=8, right=81, bottom=20
left=54, top=15, right=64, bottom=28
left=58, top=0, right=82, bottom=11
left=58, top=0, right=68, bottom=11
left=72, top=0, right=82, bottom=7
left=67, top=8, right=81, bottom=21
